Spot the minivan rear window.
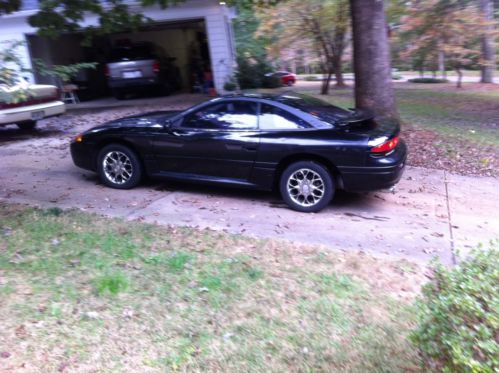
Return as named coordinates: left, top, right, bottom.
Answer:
left=109, top=45, right=155, bottom=62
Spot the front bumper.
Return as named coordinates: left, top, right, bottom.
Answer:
left=339, top=140, right=407, bottom=192
left=70, top=141, right=97, bottom=172
left=0, top=101, right=65, bottom=125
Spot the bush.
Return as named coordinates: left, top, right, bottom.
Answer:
left=304, top=75, right=318, bottom=81
left=235, top=57, right=281, bottom=89
left=408, top=77, right=449, bottom=84
left=411, top=245, right=499, bottom=372
left=223, top=80, right=237, bottom=91
left=262, top=75, right=282, bottom=88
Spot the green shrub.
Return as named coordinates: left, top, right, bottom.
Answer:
left=408, top=77, right=449, bottom=84
left=235, top=57, right=280, bottom=89
left=262, top=75, right=282, bottom=88
left=304, top=75, right=318, bottom=81
left=223, top=80, right=237, bottom=91
left=411, top=245, right=499, bottom=372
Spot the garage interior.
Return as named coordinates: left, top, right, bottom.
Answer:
left=26, top=19, right=211, bottom=100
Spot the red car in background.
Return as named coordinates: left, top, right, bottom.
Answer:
left=266, top=71, right=296, bottom=86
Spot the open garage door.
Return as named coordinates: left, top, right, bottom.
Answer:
left=27, top=18, right=212, bottom=100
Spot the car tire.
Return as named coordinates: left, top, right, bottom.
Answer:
left=160, top=83, right=172, bottom=96
left=17, top=120, right=37, bottom=130
left=287, top=81, right=294, bottom=86
left=280, top=161, right=334, bottom=213
left=97, top=144, right=142, bottom=189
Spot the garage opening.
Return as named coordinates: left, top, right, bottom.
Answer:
left=27, top=18, right=211, bottom=100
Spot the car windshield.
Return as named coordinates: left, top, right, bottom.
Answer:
left=275, top=93, right=352, bottom=127
left=109, top=45, right=155, bottom=62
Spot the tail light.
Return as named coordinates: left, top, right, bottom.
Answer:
left=153, top=61, right=160, bottom=74
left=105, top=66, right=110, bottom=77
left=370, top=135, right=400, bottom=153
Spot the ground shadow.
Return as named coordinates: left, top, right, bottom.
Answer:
left=0, top=125, right=66, bottom=144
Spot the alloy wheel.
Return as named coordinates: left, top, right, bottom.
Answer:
left=102, top=151, right=133, bottom=185
left=287, top=168, right=325, bottom=207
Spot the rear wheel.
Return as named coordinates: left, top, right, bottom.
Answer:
left=97, top=144, right=142, bottom=189
left=280, top=161, right=334, bottom=213
left=16, top=120, right=37, bottom=130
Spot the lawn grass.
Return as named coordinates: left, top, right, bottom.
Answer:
left=0, top=203, right=424, bottom=371
left=297, top=84, right=499, bottom=148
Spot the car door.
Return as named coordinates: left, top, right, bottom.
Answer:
left=152, top=100, right=260, bottom=182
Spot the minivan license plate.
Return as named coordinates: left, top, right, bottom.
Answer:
left=122, top=71, right=142, bottom=79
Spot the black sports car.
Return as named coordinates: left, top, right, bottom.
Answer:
left=70, top=92, right=407, bottom=212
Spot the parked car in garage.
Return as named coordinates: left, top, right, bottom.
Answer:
left=0, top=79, right=65, bottom=130
left=105, top=42, right=181, bottom=99
left=265, top=71, right=297, bottom=86
left=70, top=92, right=406, bottom=212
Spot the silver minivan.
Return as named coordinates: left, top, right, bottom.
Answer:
left=105, top=42, right=181, bottom=99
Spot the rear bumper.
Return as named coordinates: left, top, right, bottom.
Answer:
left=339, top=140, right=407, bottom=192
left=108, top=77, right=160, bottom=89
left=0, top=101, right=65, bottom=125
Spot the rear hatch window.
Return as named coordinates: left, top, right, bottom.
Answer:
left=109, top=45, right=156, bottom=62
left=276, top=93, right=357, bottom=128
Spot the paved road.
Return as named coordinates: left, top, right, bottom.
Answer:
left=1, top=127, right=497, bottom=265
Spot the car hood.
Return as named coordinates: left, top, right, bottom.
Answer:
left=89, top=110, right=182, bottom=131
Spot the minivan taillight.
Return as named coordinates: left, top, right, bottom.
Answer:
left=153, top=61, right=160, bottom=74
left=371, top=136, right=400, bottom=153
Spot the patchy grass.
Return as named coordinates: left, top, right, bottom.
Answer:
left=0, top=204, right=425, bottom=371
left=296, top=83, right=498, bottom=177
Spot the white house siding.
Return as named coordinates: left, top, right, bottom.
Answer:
left=0, top=0, right=236, bottom=92
left=0, top=17, right=37, bottom=82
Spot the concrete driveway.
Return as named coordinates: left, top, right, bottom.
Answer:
left=0, top=108, right=497, bottom=265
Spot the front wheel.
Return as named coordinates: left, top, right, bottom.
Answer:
left=97, top=144, right=142, bottom=189
left=280, top=161, right=334, bottom=213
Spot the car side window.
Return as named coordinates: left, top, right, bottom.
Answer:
left=181, top=101, right=258, bottom=130
left=259, top=104, right=310, bottom=130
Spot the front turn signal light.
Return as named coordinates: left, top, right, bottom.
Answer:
left=74, top=134, right=83, bottom=143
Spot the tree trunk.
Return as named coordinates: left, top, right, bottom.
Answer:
left=321, top=71, right=333, bottom=95
left=479, top=0, right=496, bottom=83
left=333, top=56, right=346, bottom=88
left=350, top=0, right=398, bottom=120
left=456, top=67, right=463, bottom=88
left=438, top=50, right=447, bottom=79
